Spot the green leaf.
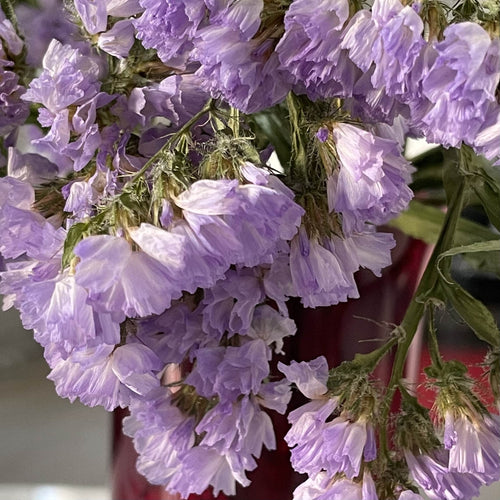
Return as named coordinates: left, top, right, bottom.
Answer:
left=435, top=239, right=500, bottom=347
left=473, top=178, right=500, bottom=232
left=438, top=240, right=500, bottom=280
left=439, top=278, right=500, bottom=348
left=438, top=240, right=500, bottom=262
left=250, top=106, right=291, bottom=169
left=457, top=145, right=500, bottom=232
left=390, top=201, right=500, bottom=276
left=62, top=222, right=89, bottom=269
left=390, top=201, right=500, bottom=245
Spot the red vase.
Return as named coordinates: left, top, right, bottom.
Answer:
left=111, top=235, right=428, bottom=500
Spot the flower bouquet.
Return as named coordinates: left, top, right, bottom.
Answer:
left=0, top=0, right=499, bottom=499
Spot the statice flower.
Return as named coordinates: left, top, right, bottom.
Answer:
left=22, top=40, right=111, bottom=172
left=0, top=7, right=23, bottom=56
left=290, top=225, right=395, bottom=308
left=193, top=0, right=291, bottom=112
left=0, top=9, right=29, bottom=136
left=15, top=0, right=77, bottom=66
left=185, top=340, right=270, bottom=402
left=293, top=470, right=378, bottom=500
left=343, top=66, right=411, bottom=124
left=134, top=0, right=207, bottom=68
left=201, top=267, right=265, bottom=337
left=289, top=227, right=358, bottom=308
left=276, top=0, right=360, bottom=100
left=74, top=234, right=186, bottom=320
left=408, top=22, right=500, bottom=148
left=326, top=123, right=414, bottom=232
left=398, top=491, right=425, bottom=500
left=342, top=0, right=424, bottom=98
left=97, top=19, right=135, bottom=58
left=7, top=149, right=59, bottom=185
left=125, top=350, right=291, bottom=497
left=136, top=302, right=206, bottom=364
left=443, top=411, right=500, bottom=484
left=186, top=303, right=295, bottom=400
left=46, top=341, right=162, bottom=410
left=23, top=40, right=102, bottom=116
left=151, top=165, right=303, bottom=276
left=280, top=356, right=379, bottom=498
left=194, top=396, right=276, bottom=484
left=0, top=177, right=64, bottom=260
left=74, top=0, right=140, bottom=57
left=474, top=106, right=500, bottom=165
left=404, top=448, right=483, bottom=500
left=123, top=387, right=197, bottom=486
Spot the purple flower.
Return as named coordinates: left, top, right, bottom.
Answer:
left=123, top=387, right=197, bottom=486
left=284, top=397, right=340, bottom=475
left=289, top=226, right=358, bottom=308
left=405, top=448, right=483, bottom=500
left=7, top=149, right=59, bottom=185
left=257, top=379, right=292, bottom=414
left=260, top=250, right=298, bottom=316
left=0, top=67, right=29, bottom=136
left=342, top=0, right=424, bottom=97
left=168, top=446, right=242, bottom=497
left=370, top=0, right=424, bottom=96
left=398, top=492, right=424, bottom=500
left=97, top=19, right=135, bottom=58
left=328, top=123, right=414, bottom=232
left=246, top=304, right=296, bottom=355
left=280, top=357, right=376, bottom=480
left=336, top=228, right=396, bottom=278
left=201, top=267, right=264, bottom=337
left=136, top=302, right=205, bottom=364
left=47, top=342, right=162, bottom=410
left=474, top=105, right=500, bottom=165
left=74, top=0, right=107, bottom=34
left=289, top=225, right=394, bottom=309
left=322, top=416, right=377, bottom=478
left=74, top=234, right=184, bottom=320
left=276, top=0, right=360, bottom=100
left=193, top=1, right=292, bottom=112
left=185, top=339, right=270, bottom=402
left=195, top=396, right=276, bottom=482
left=444, top=411, right=500, bottom=483
left=279, top=357, right=338, bottom=475
left=195, top=29, right=290, bottom=113
left=172, top=171, right=302, bottom=272
left=15, top=0, right=77, bottom=66
left=409, top=22, right=500, bottom=148
left=293, top=471, right=378, bottom=500
left=279, top=356, right=329, bottom=399
left=134, top=0, right=207, bottom=68
left=23, top=40, right=102, bottom=114
left=343, top=67, right=411, bottom=125
left=38, top=274, right=97, bottom=354
left=0, top=177, right=63, bottom=260
left=0, top=8, right=24, bottom=56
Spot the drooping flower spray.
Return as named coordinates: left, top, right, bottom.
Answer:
left=0, top=0, right=499, bottom=498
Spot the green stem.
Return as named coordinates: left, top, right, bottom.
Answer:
left=427, top=304, right=444, bottom=370
left=0, top=0, right=19, bottom=33
left=128, top=99, right=214, bottom=184
left=286, top=92, right=309, bottom=183
left=352, top=334, right=401, bottom=373
left=379, top=176, right=466, bottom=456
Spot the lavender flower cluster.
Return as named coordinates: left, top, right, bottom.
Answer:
left=0, top=0, right=499, bottom=499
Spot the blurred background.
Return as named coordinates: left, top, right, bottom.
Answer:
left=0, top=308, right=110, bottom=500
